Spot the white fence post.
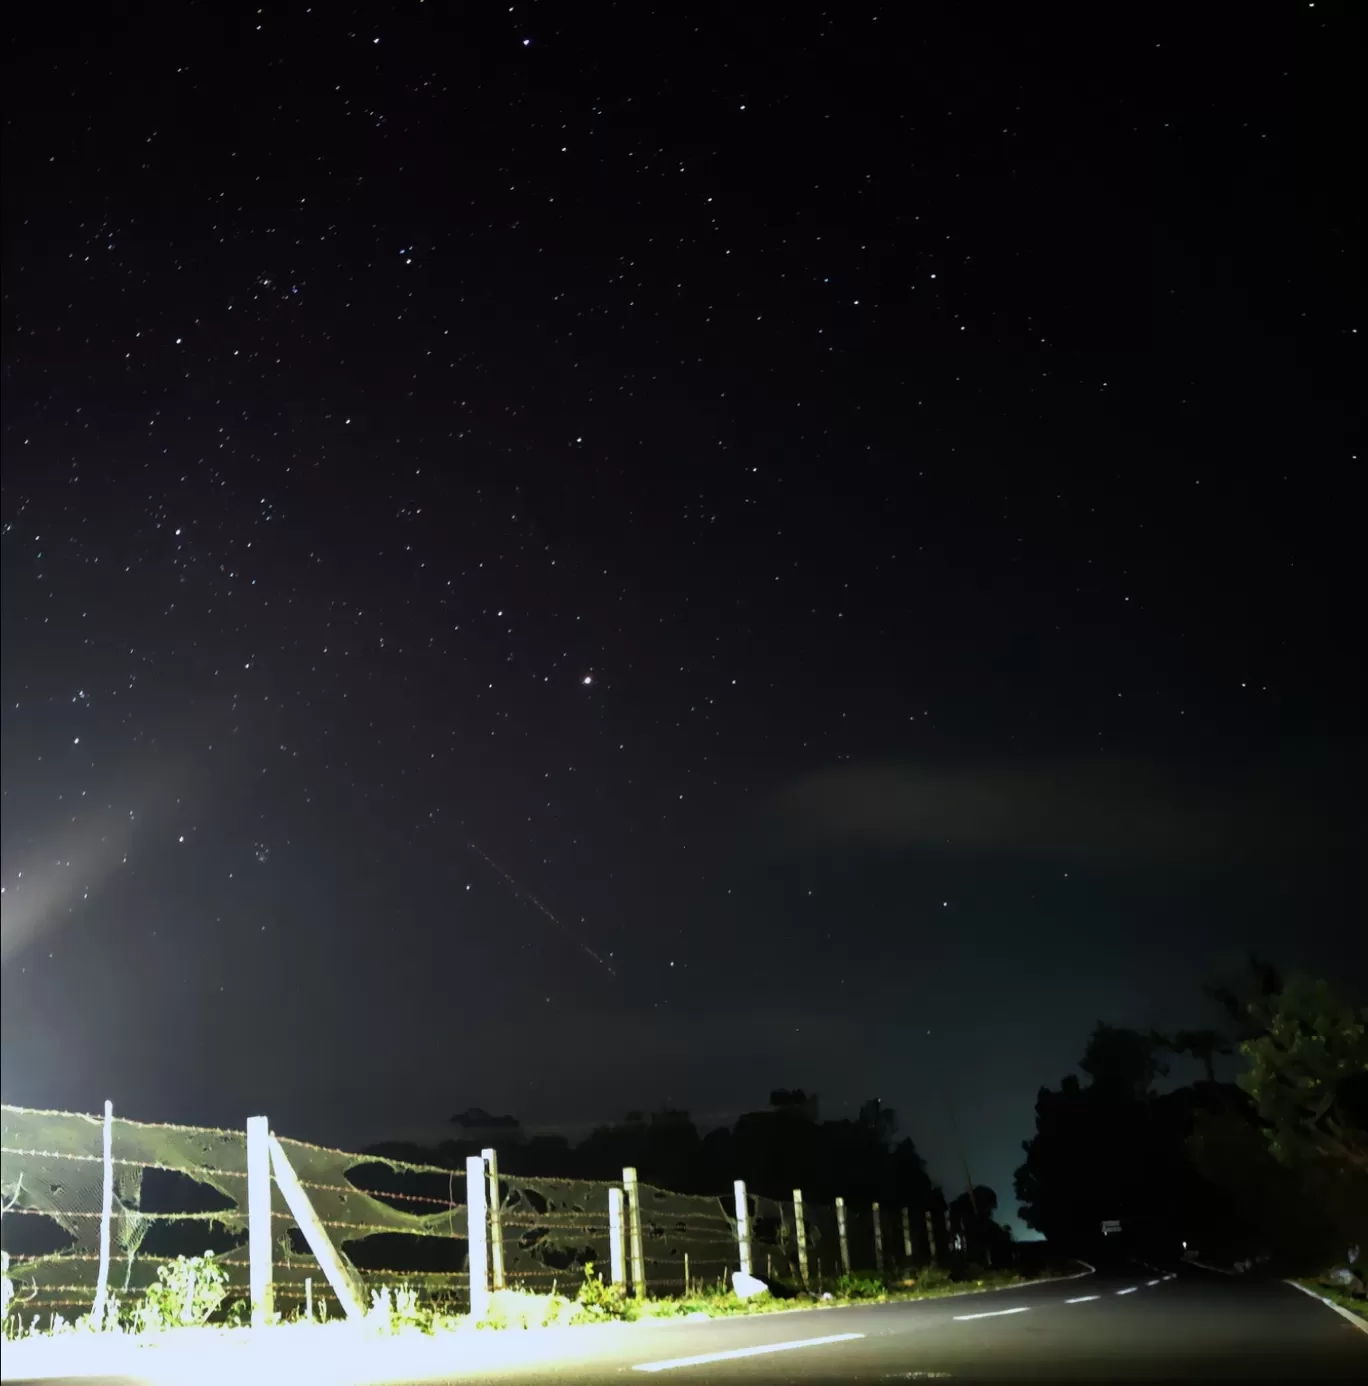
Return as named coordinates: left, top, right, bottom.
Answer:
left=246, top=1116, right=274, bottom=1326
left=268, top=1135, right=367, bottom=1320
left=792, top=1188, right=809, bottom=1286
left=836, top=1196, right=851, bottom=1274
left=872, top=1201, right=884, bottom=1274
left=608, top=1186, right=626, bottom=1287
left=92, top=1100, right=113, bottom=1325
left=622, top=1166, right=647, bottom=1299
left=466, top=1155, right=490, bottom=1321
left=481, top=1148, right=506, bottom=1290
left=733, top=1179, right=752, bottom=1276
left=901, top=1206, right=913, bottom=1261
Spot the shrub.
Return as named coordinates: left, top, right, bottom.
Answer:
left=574, top=1262, right=636, bottom=1321
left=371, top=1284, right=438, bottom=1334
left=132, top=1253, right=228, bottom=1332
left=835, top=1272, right=885, bottom=1300
left=913, top=1265, right=952, bottom=1291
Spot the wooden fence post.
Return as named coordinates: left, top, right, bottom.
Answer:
left=92, top=1100, right=113, bottom=1325
left=835, top=1196, right=850, bottom=1274
left=792, top=1189, right=809, bottom=1286
left=481, top=1148, right=505, bottom=1290
left=733, top=1179, right=752, bottom=1276
left=623, top=1166, right=647, bottom=1299
left=246, top=1116, right=274, bottom=1326
left=872, top=1201, right=884, bottom=1274
left=268, top=1135, right=367, bottom=1321
left=925, top=1208, right=938, bottom=1265
left=466, top=1155, right=490, bottom=1321
left=901, top=1206, right=913, bottom=1260
left=608, top=1186, right=626, bottom=1287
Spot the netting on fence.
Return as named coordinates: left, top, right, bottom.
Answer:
left=1, top=1103, right=873, bottom=1321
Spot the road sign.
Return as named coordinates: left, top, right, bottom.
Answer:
left=1101, top=1219, right=1122, bottom=1235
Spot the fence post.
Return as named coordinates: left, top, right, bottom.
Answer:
left=792, top=1189, right=809, bottom=1286
left=246, top=1115, right=274, bottom=1326
left=901, top=1206, right=913, bottom=1261
left=91, top=1100, right=114, bottom=1325
left=835, top=1196, right=850, bottom=1274
left=608, top=1186, right=626, bottom=1287
left=268, top=1135, right=368, bottom=1321
left=623, top=1166, right=647, bottom=1299
left=466, top=1155, right=490, bottom=1321
left=925, top=1208, right=938, bottom=1265
left=872, top=1201, right=884, bottom=1274
left=481, top=1148, right=506, bottom=1290
left=733, top=1179, right=752, bottom=1276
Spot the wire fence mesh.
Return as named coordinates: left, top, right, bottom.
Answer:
left=2, top=1103, right=913, bottom=1321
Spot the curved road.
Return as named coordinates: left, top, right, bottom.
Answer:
left=5, top=1263, right=1365, bottom=1384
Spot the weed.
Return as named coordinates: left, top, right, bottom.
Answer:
left=370, top=1284, right=437, bottom=1334
left=835, top=1272, right=885, bottom=1300
left=573, top=1262, right=636, bottom=1322
left=131, top=1253, right=228, bottom=1332
left=910, top=1265, right=953, bottom=1291
left=481, top=1288, right=571, bottom=1329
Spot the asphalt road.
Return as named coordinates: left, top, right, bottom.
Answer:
left=5, top=1263, right=1365, bottom=1385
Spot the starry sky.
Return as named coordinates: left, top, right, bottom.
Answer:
left=2, top=3, right=1363, bottom=1232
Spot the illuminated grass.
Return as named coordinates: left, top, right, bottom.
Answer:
left=1295, top=1278, right=1367, bottom=1323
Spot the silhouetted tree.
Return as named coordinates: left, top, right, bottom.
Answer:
left=1017, top=1028, right=1179, bottom=1251
left=1165, top=1028, right=1233, bottom=1085
left=1079, top=1023, right=1168, bottom=1100
left=1204, top=954, right=1284, bottom=1043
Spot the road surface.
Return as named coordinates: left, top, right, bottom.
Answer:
left=4, top=1263, right=1364, bottom=1384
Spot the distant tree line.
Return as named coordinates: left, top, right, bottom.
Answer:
left=368, top=1092, right=1012, bottom=1269
left=1014, top=960, right=1368, bottom=1274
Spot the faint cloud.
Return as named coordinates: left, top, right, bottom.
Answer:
left=775, top=753, right=1359, bottom=867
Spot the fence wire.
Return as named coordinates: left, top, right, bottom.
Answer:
left=2, top=1104, right=915, bottom=1320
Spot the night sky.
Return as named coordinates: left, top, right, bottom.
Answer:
left=2, top=3, right=1363, bottom=1233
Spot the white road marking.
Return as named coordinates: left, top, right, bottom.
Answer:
left=1116, top=1287, right=1138, bottom=1295
left=1065, top=1295, right=1100, bottom=1303
left=1147, top=1278, right=1161, bottom=1286
left=632, top=1332, right=865, bottom=1372
left=1285, top=1279, right=1368, bottom=1336
left=952, top=1306, right=1030, bottom=1321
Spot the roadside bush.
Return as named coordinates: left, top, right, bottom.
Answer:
left=574, top=1262, right=636, bottom=1321
left=912, top=1265, right=952, bottom=1291
left=131, top=1253, right=228, bottom=1331
left=835, top=1272, right=885, bottom=1300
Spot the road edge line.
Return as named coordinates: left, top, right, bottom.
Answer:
left=1285, top=1278, right=1368, bottom=1336
left=631, top=1331, right=865, bottom=1372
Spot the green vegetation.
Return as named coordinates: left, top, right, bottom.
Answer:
left=2, top=1253, right=1060, bottom=1345
left=1016, top=964, right=1367, bottom=1283
left=1294, top=1278, right=1367, bottom=1323
left=134, top=1251, right=230, bottom=1332
left=571, top=1262, right=635, bottom=1322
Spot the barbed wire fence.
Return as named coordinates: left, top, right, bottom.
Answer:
left=1, top=1102, right=935, bottom=1328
